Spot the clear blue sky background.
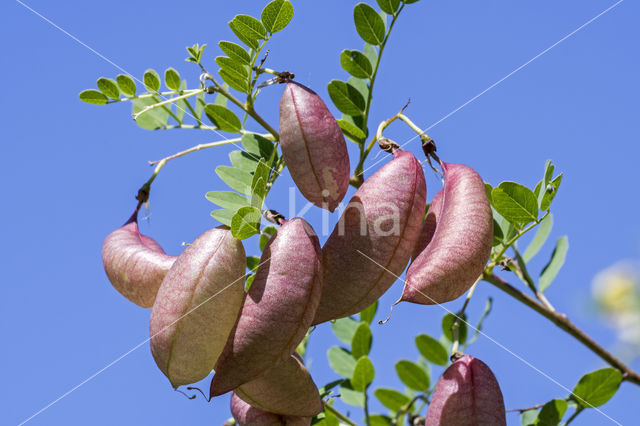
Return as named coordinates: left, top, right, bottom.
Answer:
left=2, top=0, right=639, bottom=425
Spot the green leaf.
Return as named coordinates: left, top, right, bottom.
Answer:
left=204, top=104, right=242, bottom=132
left=364, top=44, right=378, bottom=67
left=339, top=382, right=365, bottom=407
left=540, top=174, right=562, bottom=211
left=543, top=160, right=554, bottom=188
left=369, top=415, right=392, bottom=426
left=521, top=409, right=539, bottom=426
left=219, top=68, right=249, bottom=93
left=116, top=74, right=136, bottom=97
left=327, top=80, right=365, bottom=116
left=351, top=322, right=372, bottom=359
left=231, top=206, right=261, bottom=239
left=442, top=313, right=467, bottom=344
left=205, top=191, right=250, bottom=211
left=259, top=233, right=271, bottom=251
left=485, top=182, right=493, bottom=204
left=229, top=15, right=266, bottom=49
left=251, top=159, right=270, bottom=208
left=403, top=0, right=421, bottom=3
left=395, top=360, right=429, bottom=391
left=523, top=214, right=553, bottom=263
left=242, top=133, right=274, bottom=160
left=175, top=80, right=188, bottom=122
left=377, top=0, right=400, bottom=14
left=186, top=43, right=206, bottom=64
left=536, top=399, right=567, bottom=425
left=340, top=49, right=373, bottom=78
left=215, top=84, right=229, bottom=107
left=348, top=77, right=369, bottom=105
left=245, top=273, right=255, bottom=291
left=261, top=0, right=294, bottom=33
left=219, top=41, right=251, bottom=65
left=262, top=225, right=277, bottom=236
left=215, top=165, right=253, bottom=195
left=215, top=56, right=249, bottom=79
left=195, top=92, right=205, bottom=120
left=132, top=96, right=169, bottom=130
left=164, top=68, right=181, bottom=91
left=353, top=3, right=386, bottom=45
left=337, top=119, right=366, bottom=143
left=415, top=334, right=448, bottom=365
left=79, top=89, right=108, bottom=105
left=229, top=151, right=258, bottom=173
left=572, top=368, right=622, bottom=408
left=374, top=388, right=410, bottom=412
left=318, top=379, right=345, bottom=398
left=491, top=182, right=539, bottom=226
left=465, top=297, right=493, bottom=348
left=359, top=301, right=378, bottom=324
left=539, top=236, right=569, bottom=292
left=352, top=356, right=375, bottom=391
left=143, top=69, right=161, bottom=92
left=327, top=346, right=356, bottom=378
left=210, top=209, right=235, bottom=226
left=492, top=219, right=504, bottom=246
left=246, top=256, right=260, bottom=272
left=318, top=407, right=340, bottom=426
left=96, top=77, right=120, bottom=100
left=331, top=317, right=359, bottom=346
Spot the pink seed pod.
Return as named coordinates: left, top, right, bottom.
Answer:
left=279, top=82, right=350, bottom=212
left=149, top=226, right=246, bottom=388
left=312, top=149, right=426, bottom=324
left=210, top=218, right=322, bottom=396
left=101, top=209, right=176, bottom=308
left=425, top=355, right=506, bottom=426
left=402, top=163, right=492, bottom=305
left=234, top=354, right=322, bottom=418
left=412, top=189, right=444, bottom=260
left=230, top=392, right=312, bottom=426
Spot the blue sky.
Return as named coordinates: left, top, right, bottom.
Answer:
left=2, top=0, right=639, bottom=425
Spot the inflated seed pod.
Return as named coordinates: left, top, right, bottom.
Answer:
left=402, top=163, right=492, bottom=305
left=425, top=355, right=506, bottom=425
left=210, top=218, right=322, bottom=396
left=149, top=226, right=246, bottom=387
left=279, top=82, right=350, bottom=212
left=234, top=354, right=322, bottom=418
left=230, top=392, right=312, bottom=426
left=312, top=149, right=426, bottom=324
left=102, top=209, right=176, bottom=308
left=412, top=189, right=444, bottom=260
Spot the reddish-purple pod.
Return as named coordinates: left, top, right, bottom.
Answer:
left=210, top=218, right=322, bottom=396
left=425, top=355, right=506, bottom=426
left=412, top=189, right=444, bottom=260
left=230, top=392, right=312, bottom=426
left=101, top=209, right=176, bottom=308
left=312, top=149, right=426, bottom=324
left=279, top=82, right=350, bottom=212
left=402, top=163, right=492, bottom=305
left=234, top=355, right=322, bottom=418
left=149, top=226, right=246, bottom=388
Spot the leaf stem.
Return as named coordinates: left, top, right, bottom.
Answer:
left=363, top=389, right=370, bottom=426
left=451, top=278, right=480, bottom=355
left=483, top=273, right=640, bottom=385
left=151, top=95, right=181, bottom=125
left=491, top=211, right=550, bottom=270
left=565, top=406, right=584, bottom=425
left=323, top=403, right=357, bottom=426
left=133, top=89, right=205, bottom=120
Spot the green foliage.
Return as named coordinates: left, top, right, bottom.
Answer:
left=218, top=41, right=251, bottom=65
left=491, top=181, right=539, bottom=226
left=116, top=74, right=136, bottom=97
left=395, top=360, right=429, bottom=391
left=523, top=214, right=553, bottom=262
left=539, top=236, right=569, bottom=292
left=377, top=0, right=401, bottom=15
left=215, top=165, right=253, bottom=195
left=572, top=368, right=622, bottom=408
left=340, top=49, right=373, bottom=78
left=215, top=56, right=249, bottom=79
left=339, top=382, right=365, bottom=407
left=337, top=119, right=367, bottom=143
left=205, top=191, right=250, bottom=211
left=143, top=69, right=161, bottom=92
left=96, top=77, right=120, bottom=100
left=537, top=399, right=568, bottom=425
left=164, top=68, right=181, bottom=91
left=230, top=206, right=261, bottom=239
left=374, top=388, right=410, bottom=411
left=185, top=43, right=206, bottom=64
left=79, top=89, right=108, bottom=105
left=246, top=256, right=260, bottom=272
left=351, top=322, right=372, bottom=359
left=415, top=333, right=448, bottom=365
left=353, top=3, right=386, bottom=45
left=261, top=0, right=294, bottom=33
left=229, top=14, right=266, bottom=49
left=442, top=312, right=467, bottom=344
left=328, top=80, right=366, bottom=115
left=352, top=356, right=375, bottom=391
left=328, top=346, right=357, bottom=378
left=132, top=96, right=169, bottom=130
left=331, top=317, right=359, bottom=345
left=359, top=301, right=378, bottom=324
left=204, top=104, right=241, bottom=132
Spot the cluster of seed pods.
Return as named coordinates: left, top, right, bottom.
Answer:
left=102, top=79, right=499, bottom=420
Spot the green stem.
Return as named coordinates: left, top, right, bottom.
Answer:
left=451, top=278, right=480, bottom=355
left=151, top=95, right=181, bottom=125
left=364, top=390, right=370, bottom=426
left=565, top=406, right=584, bottom=425
left=323, top=403, right=357, bottom=426
left=148, top=133, right=275, bottom=166
left=133, top=89, right=205, bottom=120
left=491, top=211, right=550, bottom=271
left=483, top=273, right=640, bottom=386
